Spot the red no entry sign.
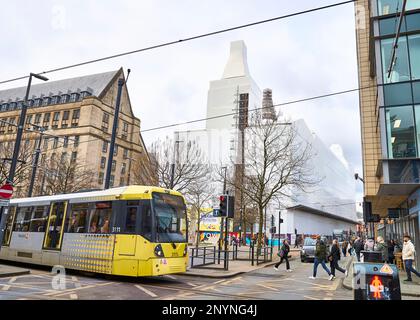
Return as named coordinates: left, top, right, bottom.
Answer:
left=0, top=183, right=13, bottom=199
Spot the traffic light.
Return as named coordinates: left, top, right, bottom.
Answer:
left=279, top=218, right=284, bottom=224
left=271, top=215, right=275, bottom=227
left=219, top=195, right=227, bottom=217
left=218, top=195, right=235, bottom=218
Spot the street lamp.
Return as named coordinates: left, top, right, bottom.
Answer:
left=7, top=73, right=48, bottom=185
left=354, top=173, right=365, bottom=183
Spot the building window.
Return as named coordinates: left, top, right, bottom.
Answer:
left=61, top=152, right=68, bottom=163
left=111, top=160, right=116, bottom=172
left=121, top=162, right=126, bottom=175
left=34, top=114, right=41, bottom=125
left=71, top=151, right=77, bottom=163
left=43, top=97, right=51, bottom=106
left=53, top=137, right=59, bottom=149
left=113, top=144, right=118, bottom=156
left=102, top=141, right=108, bottom=153
left=17, top=101, right=23, bottom=109
left=383, top=82, right=413, bottom=106
left=8, top=117, right=15, bottom=132
left=43, top=137, right=49, bottom=149
left=63, top=136, right=69, bottom=148
left=9, top=102, right=17, bottom=110
left=386, top=105, right=417, bottom=158
left=70, top=93, right=80, bottom=102
left=123, top=148, right=128, bottom=159
left=102, top=113, right=109, bottom=132
left=74, top=136, right=79, bottom=147
left=98, top=172, right=104, bottom=185
left=377, top=0, right=402, bottom=15
left=80, top=91, right=91, bottom=99
left=381, top=37, right=410, bottom=84
left=1, top=103, right=8, bottom=111
left=61, top=94, right=69, bottom=104
left=122, top=122, right=129, bottom=139
left=120, top=177, right=125, bottom=186
left=51, top=96, right=60, bottom=104
left=62, top=110, right=70, bottom=120
left=34, top=98, right=42, bottom=107
left=101, top=157, right=106, bottom=169
left=53, top=111, right=60, bottom=122
left=110, top=175, right=115, bottom=187
left=406, top=0, right=420, bottom=11
left=409, top=35, right=420, bottom=81
left=71, top=109, right=80, bottom=127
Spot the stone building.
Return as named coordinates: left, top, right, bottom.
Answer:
left=0, top=68, right=157, bottom=197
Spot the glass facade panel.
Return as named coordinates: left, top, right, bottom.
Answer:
left=381, top=37, right=410, bottom=83
left=413, top=82, right=420, bottom=103
left=388, top=160, right=420, bottom=183
left=406, top=0, right=420, bottom=11
left=406, top=13, right=420, bottom=32
left=383, top=82, right=413, bottom=105
left=379, top=17, right=406, bottom=36
left=386, top=106, right=417, bottom=158
left=378, top=0, right=403, bottom=15
left=415, top=105, right=420, bottom=148
left=408, top=35, right=420, bottom=80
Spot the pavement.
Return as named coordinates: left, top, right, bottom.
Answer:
left=0, top=263, right=30, bottom=278
left=342, top=256, right=420, bottom=297
left=185, top=247, right=301, bottom=278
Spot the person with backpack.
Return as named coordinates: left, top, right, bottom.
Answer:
left=310, top=236, right=333, bottom=280
left=328, top=239, right=348, bottom=279
left=274, top=239, right=292, bottom=272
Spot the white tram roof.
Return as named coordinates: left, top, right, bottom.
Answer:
left=10, top=185, right=182, bottom=207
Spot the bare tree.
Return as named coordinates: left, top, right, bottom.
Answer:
left=0, top=137, right=36, bottom=197
left=185, top=177, right=215, bottom=249
left=225, top=111, right=319, bottom=250
left=150, top=136, right=210, bottom=193
left=40, top=155, right=95, bottom=195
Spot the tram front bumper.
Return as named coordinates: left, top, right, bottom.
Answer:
left=151, top=257, right=188, bottom=275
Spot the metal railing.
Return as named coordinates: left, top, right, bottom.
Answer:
left=232, top=243, right=273, bottom=266
left=189, top=246, right=229, bottom=270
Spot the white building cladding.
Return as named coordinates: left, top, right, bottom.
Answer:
left=175, top=40, right=359, bottom=237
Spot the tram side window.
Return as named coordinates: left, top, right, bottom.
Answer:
left=13, top=207, right=33, bottom=232
left=87, top=202, right=112, bottom=234
left=65, top=203, right=88, bottom=233
left=125, top=207, right=137, bottom=233
left=140, top=202, right=152, bottom=239
left=29, top=206, right=49, bottom=232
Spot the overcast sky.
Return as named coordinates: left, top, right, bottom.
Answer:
left=0, top=0, right=363, bottom=203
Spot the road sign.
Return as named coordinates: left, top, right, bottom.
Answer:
left=213, top=209, right=220, bottom=217
left=0, top=199, right=10, bottom=207
left=0, top=183, right=13, bottom=199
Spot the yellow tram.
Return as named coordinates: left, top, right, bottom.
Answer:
left=0, top=186, right=188, bottom=277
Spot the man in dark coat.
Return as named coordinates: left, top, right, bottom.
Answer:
left=354, top=237, right=364, bottom=262
left=310, top=236, right=333, bottom=280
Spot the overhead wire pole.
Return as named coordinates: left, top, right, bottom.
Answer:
left=387, top=0, right=407, bottom=79
left=104, top=69, right=131, bottom=189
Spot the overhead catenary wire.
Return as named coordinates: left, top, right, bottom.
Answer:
left=0, top=0, right=356, bottom=86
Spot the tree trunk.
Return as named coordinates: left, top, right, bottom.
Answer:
left=257, top=206, right=264, bottom=252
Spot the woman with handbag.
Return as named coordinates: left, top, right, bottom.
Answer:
left=329, top=239, right=348, bottom=280
left=274, top=239, right=292, bottom=272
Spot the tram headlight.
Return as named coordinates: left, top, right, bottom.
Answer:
left=154, top=244, right=164, bottom=257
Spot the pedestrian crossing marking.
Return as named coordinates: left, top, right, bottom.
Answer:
left=134, top=284, right=158, bottom=298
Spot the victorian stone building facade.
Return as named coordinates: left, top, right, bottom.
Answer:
left=0, top=68, right=157, bottom=196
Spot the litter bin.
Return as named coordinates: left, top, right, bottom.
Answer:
left=353, top=262, right=401, bottom=300
left=360, top=250, right=382, bottom=263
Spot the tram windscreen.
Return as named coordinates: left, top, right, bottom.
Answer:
left=152, top=192, right=187, bottom=243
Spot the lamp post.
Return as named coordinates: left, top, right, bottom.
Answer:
left=8, top=73, right=48, bottom=185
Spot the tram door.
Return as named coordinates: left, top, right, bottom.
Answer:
left=43, top=202, right=67, bottom=250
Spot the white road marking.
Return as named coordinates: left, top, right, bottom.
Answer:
left=165, top=275, right=177, bottom=280
left=213, top=279, right=226, bottom=284
left=71, top=276, right=81, bottom=288
left=134, top=284, right=158, bottom=298
left=8, top=277, right=17, bottom=284
left=220, top=277, right=243, bottom=285
left=256, top=283, right=279, bottom=291
left=2, top=285, right=10, bottom=291
left=187, top=282, right=198, bottom=287
left=70, top=293, right=78, bottom=300
left=304, top=295, right=320, bottom=300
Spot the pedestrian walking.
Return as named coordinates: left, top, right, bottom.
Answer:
left=354, top=237, right=364, bottom=262
left=402, top=234, right=420, bottom=282
left=342, top=240, right=348, bottom=256
left=274, top=239, right=292, bottom=272
left=364, top=237, right=375, bottom=251
left=375, top=236, right=388, bottom=263
left=309, top=236, right=333, bottom=280
left=328, top=239, right=348, bottom=279
left=387, top=239, right=395, bottom=264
